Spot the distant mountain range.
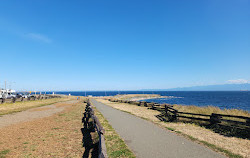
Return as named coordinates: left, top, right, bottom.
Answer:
left=142, top=83, right=250, bottom=91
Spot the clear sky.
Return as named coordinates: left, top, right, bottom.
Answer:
left=0, top=0, right=249, bottom=91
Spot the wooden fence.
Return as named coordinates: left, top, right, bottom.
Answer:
left=108, top=99, right=250, bottom=128
left=84, top=100, right=108, bottom=158
left=162, top=105, right=250, bottom=127
left=0, top=95, right=61, bottom=104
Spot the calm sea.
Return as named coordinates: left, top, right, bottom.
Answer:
left=44, top=91, right=250, bottom=111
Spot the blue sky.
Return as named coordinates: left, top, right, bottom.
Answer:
left=0, top=0, right=249, bottom=91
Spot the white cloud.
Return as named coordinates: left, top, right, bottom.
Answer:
left=26, top=33, right=52, bottom=43
left=227, top=79, right=249, bottom=84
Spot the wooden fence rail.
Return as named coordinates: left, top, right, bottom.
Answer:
left=84, top=100, right=108, bottom=158
left=108, top=99, right=250, bottom=127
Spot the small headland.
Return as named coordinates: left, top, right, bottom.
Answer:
left=112, top=94, right=168, bottom=101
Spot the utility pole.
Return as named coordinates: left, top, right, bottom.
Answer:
left=5, top=81, right=6, bottom=90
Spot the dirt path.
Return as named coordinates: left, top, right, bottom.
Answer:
left=0, top=100, right=84, bottom=158
left=0, top=100, right=78, bottom=128
left=91, top=99, right=226, bottom=158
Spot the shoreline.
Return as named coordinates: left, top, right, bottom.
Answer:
left=111, top=94, right=250, bottom=112
left=112, top=94, right=169, bottom=102
left=128, top=96, right=169, bottom=101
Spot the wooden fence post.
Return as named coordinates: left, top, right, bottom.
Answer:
left=151, top=104, right=155, bottom=110
left=1, top=98, right=5, bottom=104
left=246, top=118, right=250, bottom=126
left=164, top=105, right=168, bottom=113
left=210, top=113, right=221, bottom=125
left=12, top=97, right=16, bottom=103
left=164, top=105, right=168, bottom=119
left=173, top=110, right=177, bottom=121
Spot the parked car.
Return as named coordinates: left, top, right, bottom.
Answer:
left=27, top=94, right=36, bottom=99
left=22, top=93, right=29, bottom=98
left=0, top=91, right=3, bottom=99
left=15, top=93, right=24, bottom=98
left=3, top=94, right=16, bottom=99
left=1, top=89, right=16, bottom=99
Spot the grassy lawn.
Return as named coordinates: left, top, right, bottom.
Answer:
left=0, top=98, right=135, bottom=158
left=0, top=150, right=10, bottom=158
left=0, top=100, right=84, bottom=157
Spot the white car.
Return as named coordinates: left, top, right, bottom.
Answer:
left=22, top=94, right=28, bottom=98
left=4, top=93, right=16, bottom=99
left=28, top=94, right=35, bottom=98
left=1, top=89, right=16, bottom=99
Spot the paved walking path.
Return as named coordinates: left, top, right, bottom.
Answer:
left=0, top=100, right=78, bottom=128
left=91, top=99, right=225, bottom=158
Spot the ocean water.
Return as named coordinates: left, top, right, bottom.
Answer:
left=43, top=91, right=250, bottom=111
left=141, top=91, right=250, bottom=111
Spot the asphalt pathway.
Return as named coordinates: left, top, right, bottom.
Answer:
left=91, top=99, right=226, bottom=158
